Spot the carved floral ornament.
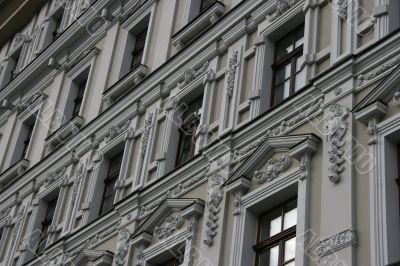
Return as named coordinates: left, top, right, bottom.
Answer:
left=204, top=173, right=226, bottom=246
left=226, top=50, right=239, bottom=96
left=325, top=103, right=349, bottom=183
left=316, top=229, right=357, bottom=257
left=115, top=228, right=130, bottom=266
left=154, top=215, right=184, bottom=240
left=178, top=61, right=209, bottom=89
left=267, top=0, right=296, bottom=22
left=253, top=155, right=292, bottom=184
left=393, top=89, right=400, bottom=107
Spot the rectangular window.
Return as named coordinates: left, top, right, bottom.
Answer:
left=52, top=16, right=63, bottom=42
left=0, top=227, right=3, bottom=242
left=36, top=197, right=58, bottom=255
left=254, top=200, right=297, bottom=266
left=157, top=258, right=181, bottom=266
left=130, top=28, right=148, bottom=71
left=72, top=78, right=87, bottom=118
left=21, top=122, right=35, bottom=160
left=11, top=115, right=36, bottom=165
left=272, top=26, right=305, bottom=106
left=99, top=152, right=123, bottom=216
left=175, top=95, right=203, bottom=167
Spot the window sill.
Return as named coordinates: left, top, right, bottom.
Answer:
left=0, top=159, right=29, bottom=189
left=103, top=64, right=148, bottom=105
left=46, top=115, right=84, bottom=149
left=172, top=1, right=225, bottom=50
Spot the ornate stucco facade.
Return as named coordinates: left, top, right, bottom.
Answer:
left=0, top=0, right=399, bottom=265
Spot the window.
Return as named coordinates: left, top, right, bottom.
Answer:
left=157, top=258, right=181, bottom=266
left=130, top=28, right=148, bottom=71
left=36, top=197, right=58, bottom=255
left=72, top=78, right=87, bottom=118
left=0, top=227, right=3, bottom=242
left=175, top=95, right=203, bottom=167
left=200, top=0, right=216, bottom=12
left=254, top=200, right=297, bottom=266
left=64, top=68, right=89, bottom=123
left=99, top=152, right=123, bottom=216
left=397, top=144, right=400, bottom=218
left=21, top=122, right=35, bottom=160
left=11, top=115, right=36, bottom=164
left=271, top=26, right=305, bottom=106
left=52, top=15, right=63, bottom=42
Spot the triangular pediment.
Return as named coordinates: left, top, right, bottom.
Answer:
left=132, top=198, right=204, bottom=241
left=354, top=64, right=400, bottom=112
left=226, top=134, right=320, bottom=185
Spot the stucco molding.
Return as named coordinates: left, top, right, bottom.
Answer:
left=325, top=103, right=348, bottom=183
left=204, top=172, right=225, bottom=246
left=140, top=113, right=154, bottom=156
left=393, top=89, right=400, bottom=107
left=316, top=229, right=357, bottom=257
left=358, top=55, right=400, bottom=85
left=226, top=50, right=239, bottom=97
left=177, top=61, right=209, bottom=90
left=253, top=155, right=292, bottom=184
left=154, top=215, right=184, bottom=240
left=266, top=0, right=296, bottom=22
left=114, top=228, right=130, bottom=266
left=336, top=0, right=347, bottom=19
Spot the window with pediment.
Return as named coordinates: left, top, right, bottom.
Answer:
left=254, top=199, right=297, bottom=266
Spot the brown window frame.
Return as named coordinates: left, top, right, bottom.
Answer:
left=253, top=199, right=297, bottom=266
left=271, top=27, right=304, bottom=106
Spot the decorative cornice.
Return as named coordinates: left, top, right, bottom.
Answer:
left=253, top=155, right=292, bottom=184
left=204, top=173, right=225, bottom=246
left=154, top=215, right=184, bottom=240
left=325, top=104, right=348, bottom=183
left=316, top=229, right=357, bottom=257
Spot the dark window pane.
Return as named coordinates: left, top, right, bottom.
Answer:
left=36, top=197, right=58, bottom=255
left=99, top=152, right=123, bottom=215
left=200, top=0, right=216, bottom=12
left=72, top=78, right=87, bottom=118
left=175, top=95, right=203, bottom=167
left=131, top=28, right=148, bottom=70
left=21, top=120, right=36, bottom=160
left=276, top=34, right=294, bottom=60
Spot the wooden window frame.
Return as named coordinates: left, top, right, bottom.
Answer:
left=253, top=199, right=297, bottom=266
left=271, top=27, right=304, bottom=106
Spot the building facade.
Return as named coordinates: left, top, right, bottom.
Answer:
left=0, top=0, right=399, bottom=265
